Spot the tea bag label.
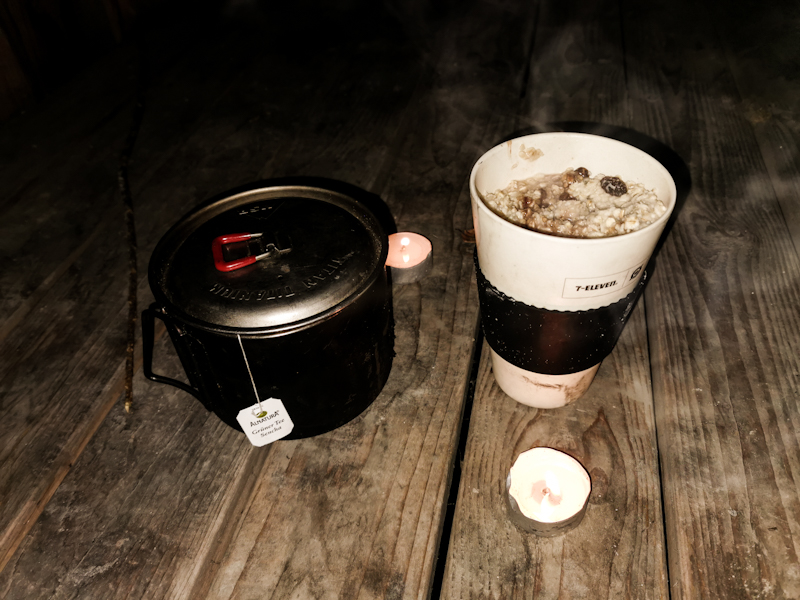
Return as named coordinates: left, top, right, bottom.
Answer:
left=236, top=398, right=294, bottom=447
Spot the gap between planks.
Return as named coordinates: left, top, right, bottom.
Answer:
left=428, top=324, right=484, bottom=600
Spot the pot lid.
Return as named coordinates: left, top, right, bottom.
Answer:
left=149, top=185, right=388, bottom=333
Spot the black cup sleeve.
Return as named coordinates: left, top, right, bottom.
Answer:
left=475, top=251, right=651, bottom=375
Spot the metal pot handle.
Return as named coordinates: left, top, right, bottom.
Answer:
left=142, top=304, right=204, bottom=402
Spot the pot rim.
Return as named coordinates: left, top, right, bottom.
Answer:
left=148, top=181, right=389, bottom=336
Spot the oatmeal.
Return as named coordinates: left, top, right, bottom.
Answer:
left=482, top=167, right=667, bottom=238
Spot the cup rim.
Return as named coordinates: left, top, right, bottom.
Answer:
left=469, top=132, right=677, bottom=244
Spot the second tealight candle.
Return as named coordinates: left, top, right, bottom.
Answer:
left=506, top=447, right=591, bottom=536
left=386, top=232, right=432, bottom=284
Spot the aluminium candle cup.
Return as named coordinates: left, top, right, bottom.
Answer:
left=470, top=133, right=677, bottom=409
left=386, top=232, right=433, bottom=284
left=506, top=476, right=589, bottom=536
left=506, top=447, right=592, bottom=537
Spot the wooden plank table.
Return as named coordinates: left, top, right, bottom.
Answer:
left=1, top=1, right=798, bottom=598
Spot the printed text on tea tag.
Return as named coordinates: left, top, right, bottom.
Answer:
left=236, top=397, right=294, bottom=447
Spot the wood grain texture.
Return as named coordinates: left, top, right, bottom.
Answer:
left=194, top=4, right=509, bottom=597
left=1, top=0, right=798, bottom=598
left=0, top=54, right=137, bottom=332
left=711, top=0, right=800, bottom=257
left=442, top=0, right=668, bottom=597
left=0, top=18, right=272, bottom=570
left=0, top=1, right=354, bottom=566
left=621, top=1, right=800, bottom=597
left=520, top=0, right=629, bottom=129
left=442, top=306, right=666, bottom=599
left=0, top=332, right=265, bottom=599
left=1, top=3, right=479, bottom=598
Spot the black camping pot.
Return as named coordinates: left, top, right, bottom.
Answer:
left=143, top=183, right=394, bottom=439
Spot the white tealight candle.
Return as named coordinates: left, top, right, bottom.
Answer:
left=386, top=232, right=432, bottom=284
left=506, top=447, right=591, bottom=536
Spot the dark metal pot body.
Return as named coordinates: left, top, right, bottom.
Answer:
left=144, top=184, right=394, bottom=439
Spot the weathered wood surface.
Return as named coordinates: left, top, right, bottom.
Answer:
left=0, top=13, right=282, bottom=573
left=713, top=0, right=800, bottom=258
left=1, top=3, right=480, bottom=599
left=629, top=1, right=800, bottom=598
left=444, top=0, right=800, bottom=599
left=442, top=0, right=670, bottom=597
left=1, top=0, right=799, bottom=599
left=0, top=49, right=139, bottom=570
left=443, top=310, right=668, bottom=599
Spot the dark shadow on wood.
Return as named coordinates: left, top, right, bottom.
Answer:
left=184, top=176, right=398, bottom=239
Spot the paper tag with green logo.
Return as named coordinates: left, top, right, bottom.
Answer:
left=236, top=397, right=294, bottom=446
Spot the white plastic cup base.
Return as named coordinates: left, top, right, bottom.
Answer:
left=490, top=348, right=600, bottom=409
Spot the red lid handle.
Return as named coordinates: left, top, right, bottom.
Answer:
left=212, top=233, right=261, bottom=272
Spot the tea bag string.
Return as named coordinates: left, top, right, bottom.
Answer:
left=237, top=334, right=263, bottom=413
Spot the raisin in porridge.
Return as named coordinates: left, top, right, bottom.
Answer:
left=482, top=167, right=667, bottom=238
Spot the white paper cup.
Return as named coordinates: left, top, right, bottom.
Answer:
left=470, top=132, right=676, bottom=408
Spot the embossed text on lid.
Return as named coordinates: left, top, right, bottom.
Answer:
left=149, top=186, right=386, bottom=333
